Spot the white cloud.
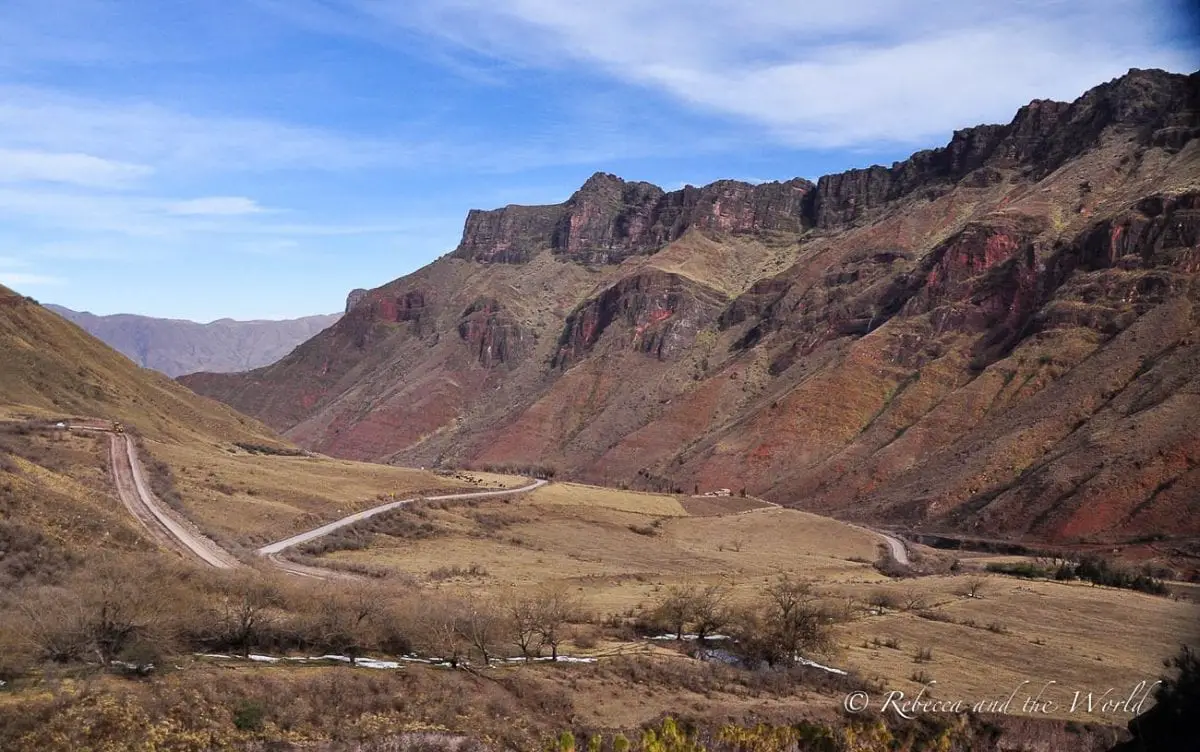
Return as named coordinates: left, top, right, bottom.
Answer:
left=291, top=0, right=1197, bottom=148
left=0, top=148, right=152, bottom=188
left=0, top=271, right=65, bottom=286
left=0, top=85, right=426, bottom=175
left=167, top=196, right=266, bottom=216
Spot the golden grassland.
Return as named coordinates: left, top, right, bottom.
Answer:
left=833, top=571, right=1199, bottom=720
left=148, top=439, right=500, bottom=547
left=2, top=415, right=1195, bottom=733
left=311, top=483, right=1197, bottom=723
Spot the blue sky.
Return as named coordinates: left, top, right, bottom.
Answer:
left=0, top=0, right=1196, bottom=321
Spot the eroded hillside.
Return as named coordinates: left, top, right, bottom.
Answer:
left=181, top=68, right=1200, bottom=547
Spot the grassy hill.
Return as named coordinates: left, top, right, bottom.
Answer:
left=0, top=285, right=279, bottom=445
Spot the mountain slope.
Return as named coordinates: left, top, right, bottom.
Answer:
left=2, top=286, right=282, bottom=445
left=181, top=68, right=1200, bottom=546
left=46, top=305, right=341, bottom=378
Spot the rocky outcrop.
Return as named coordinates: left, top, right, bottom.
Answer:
left=813, top=69, right=1199, bottom=228
left=457, top=298, right=526, bottom=368
left=452, top=205, right=566, bottom=263
left=553, top=271, right=726, bottom=367
left=454, top=173, right=814, bottom=265
left=345, top=289, right=369, bottom=313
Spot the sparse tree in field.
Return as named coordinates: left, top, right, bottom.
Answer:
left=533, top=585, right=579, bottom=661
left=961, top=578, right=988, bottom=599
left=900, top=586, right=927, bottom=612
left=16, top=586, right=90, bottom=663
left=503, top=591, right=543, bottom=661
left=314, top=581, right=384, bottom=665
left=78, top=557, right=169, bottom=667
left=456, top=599, right=503, bottom=666
left=216, top=571, right=282, bottom=657
left=691, top=584, right=730, bottom=644
left=655, top=584, right=699, bottom=640
left=419, top=597, right=467, bottom=668
left=762, top=574, right=829, bottom=663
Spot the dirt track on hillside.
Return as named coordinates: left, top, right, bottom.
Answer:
left=106, top=431, right=240, bottom=568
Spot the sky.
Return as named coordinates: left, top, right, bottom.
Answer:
left=0, top=1, right=1196, bottom=322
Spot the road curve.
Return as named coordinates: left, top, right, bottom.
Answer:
left=876, top=530, right=910, bottom=566
left=258, top=478, right=549, bottom=556
left=106, top=431, right=239, bottom=569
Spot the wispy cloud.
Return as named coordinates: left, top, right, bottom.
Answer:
left=0, top=148, right=152, bottom=188
left=0, top=271, right=65, bottom=286
left=0, top=85, right=427, bottom=175
left=166, top=197, right=266, bottom=216
left=285, top=0, right=1197, bottom=148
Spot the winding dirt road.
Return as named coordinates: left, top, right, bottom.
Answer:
left=877, top=530, right=910, bottom=566
left=257, top=479, right=548, bottom=556
left=102, top=429, right=239, bottom=569
left=80, top=418, right=900, bottom=576
left=78, top=419, right=548, bottom=577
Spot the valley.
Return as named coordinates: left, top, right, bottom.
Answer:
left=1, top=64, right=1198, bottom=752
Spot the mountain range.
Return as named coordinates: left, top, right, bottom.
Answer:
left=181, top=68, right=1200, bottom=548
left=47, top=305, right=342, bottom=378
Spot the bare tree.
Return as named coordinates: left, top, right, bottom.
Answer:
left=315, top=581, right=383, bottom=665
left=79, top=557, right=169, bottom=668
left=961, top=578, right=988, bottom=599
left=900, top=587, right=927, bottom=612
left=654, top=584, right=699, bottom=640
left=216, top=571, right=282, bottom=658
left=503, top=591, right=543, bottom=661
left=691, top=584, right=730, bottom=643
left=456, top=599, right=503, bottom=666
left=762, top=575, right=830, bottom=664
left=533, top=585, right=579, bottom=661
left=418, top=597, right=467, bottom=668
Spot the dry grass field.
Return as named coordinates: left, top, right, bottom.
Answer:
left=322, top=489, right=883, bottom=611
left=304, top=481, right=1198, bottom=724
left=147, top=439, right=511, bottom=548
left=833, top=573, right=1198, bottom=721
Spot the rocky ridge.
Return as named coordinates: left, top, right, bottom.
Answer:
left=181, top=68, right=1200, bottom=551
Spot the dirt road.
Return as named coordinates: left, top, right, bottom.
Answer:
left=75, top=419, right=547, bottom=577
left=876, top=529, right=910, bottom=565
left=105, top=431, right=239, bottom=569
left=257, top=479, right=549, bottom=556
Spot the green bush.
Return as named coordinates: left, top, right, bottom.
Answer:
left=232, top=699, right=265, bottom=731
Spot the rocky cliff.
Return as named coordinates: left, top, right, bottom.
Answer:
left=454, top=172, right=814, bottom=265
left=182, top=68, right=1200, bottom=551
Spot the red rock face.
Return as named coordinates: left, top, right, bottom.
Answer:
left=456, top=298, right=525, bottom=368
left=454, top=172, right=814, bottom=266
left=182, top=68, right=1200, bottom=551
left=553, top=270, right=726, bottom=368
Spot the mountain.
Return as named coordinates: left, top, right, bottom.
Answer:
left=2, top=286, right=281, bottom=445
left=46, top=305, right=342, bottom=378
left=181, top=68, right=1200, bottom=547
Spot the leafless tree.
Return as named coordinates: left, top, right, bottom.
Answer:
left=654, top=584, right=699, bottom=640
left=314, top=581, right=384, bottom=665
left=503, top=591, right=543, bottom=661
left=900, top=587, right=927, bottom=612
left=456, top=599, right=503, bottom=666
left=961, top=578, right=988, bottom=599
left=418, top=597, right=467, bottom=668
left=691, top=584, right=730, bottom=643
left=533, top=585, right=579, bottom=661
left=215, top=571, right=282, bottom=657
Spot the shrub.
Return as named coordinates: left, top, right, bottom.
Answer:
left=233, top=699, right=266, bottom=731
